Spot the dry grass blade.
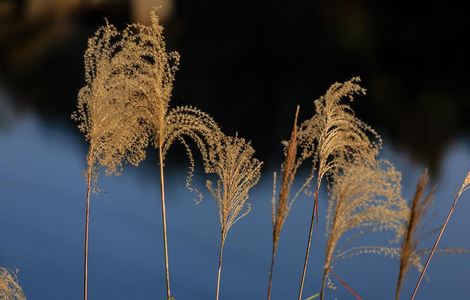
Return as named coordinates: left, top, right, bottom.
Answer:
left=411, top=171, right=470, bottom=300
left=0, top=268, right=26, bottom=300
left=297, top=77, right=381, bottom=300
left=320, top=159, right=409, bottom=300
left=395, top=170, right=434, bottom=300
left=267, top=106, right=300, bottom=300
left=206, top=135, right=262, bottom=300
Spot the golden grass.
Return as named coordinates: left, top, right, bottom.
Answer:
left=73, top=10, right=223, bottom=299
left=267, top=106, right=301, bottom=300
left=395, top=170, right=434, bottom=300
left=0, top=268, right=26, bottom=300
left=411, top=171, right=470, bottom=299
left=296, top=77, right=381, bottom=300
left=72, top=17, right=155, bottom=300
left=206, top=134, right=262, bottom=300
left=68, top=16, right=469, bottom=298
left=320, top=159, right=408, bottom=299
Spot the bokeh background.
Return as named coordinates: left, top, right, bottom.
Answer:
left=1, top=0, right=469, bottom=299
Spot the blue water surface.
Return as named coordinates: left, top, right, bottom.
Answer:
left=1, top=111, right=470, bottom=300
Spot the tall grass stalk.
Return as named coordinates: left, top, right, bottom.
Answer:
left=297, top=184, right=320, bottom=300
left=77, top=11, right=223, bottom=299
left=268, top=106, right=301, bottom=300
left=215, top=234, right=225, bottom=300
left=206, top=135, right=262, bottom=300
left=410, top=172, right=470, bottom=299
left=73, top=19, right=154, bottom=299
left=158, top=144, right=171, bottom=299
left=319, top=159, right=407, bottom=300
left=395, top=170, right=433, bottom=300
left=296, top=78, right=380, bottom=299
left=83, top=148, right=93, bottom=300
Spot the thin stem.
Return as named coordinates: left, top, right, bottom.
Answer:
left=158, top=145, right=171, bottom=300
left=267, top=244, right=278, bottom=300
left=321, top=180, right=342, bottom=300
left=216, top=235, right=226, bottom=300
left=395, top=283, right=401, bottom=300
left=297, top=186, right=320, bottom=300
left=83, top=148, right=93, bottom=300
left=320, top=267, right=328, bottom=300
left=410, top=191, right=462, bottom=300
left=329, top=269, right=362, bottom=300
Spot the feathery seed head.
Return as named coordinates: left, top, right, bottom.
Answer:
left=298, top=77, right=381, bottom=186
left=272, top=106, right=301, bottom=249
left=72, top=19, right=156, bottom=176
left=206, top=135, right=262, bottom=241
left=459, top=171, right=470, bottom=197
left=73, top=10, right=222, bottom=193
left=0, top=268, right=25, bottom=300
left=395, top=170, right=434, bottom=299
left=325, top=159, right=408, bottom=271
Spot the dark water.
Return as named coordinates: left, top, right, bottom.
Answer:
left=1, top=104, right=469, bottom=299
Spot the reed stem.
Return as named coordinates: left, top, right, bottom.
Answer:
left=267, top=245, right=278, bottom=300
left=83, top=148, right=93, bottom=300
left=410, top=191, right=463, bottom=299
left=329, top=269, right=362, bottom=300
left=158, top=145, right=171, bottom=300
left=297, top=186, right=320, bottom=300
left=320, top=267, right=328, bottom=300
left=216, top=236, right=226, bottom=300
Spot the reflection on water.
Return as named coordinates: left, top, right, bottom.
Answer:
left=0, top=103, right=469, bottom=299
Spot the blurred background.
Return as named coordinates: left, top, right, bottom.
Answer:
left=0, top=0, right=469, bottom=299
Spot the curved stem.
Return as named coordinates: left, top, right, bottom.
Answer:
left=267, top=245, right=278, bottom=300
left=216, top=235, right=226, bottom=300
left=158, top=146, right=171, bottom=300
left=83, top=149, right=93, bottom=300
left=297, top=186, right=320, bottom=300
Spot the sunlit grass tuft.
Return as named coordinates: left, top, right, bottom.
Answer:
left=0, top=268, right=26, bottom=300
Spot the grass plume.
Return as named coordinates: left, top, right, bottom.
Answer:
left=126, top=13, right=222, bottom=299
left=76, top=10, right=223, bottom=299
left=206, top=135, right=262, bottom=300
left=320, top=159, right=409, bottom=300
left=72, top=19, right=152, bottom=300
left=296, top=77, right=381, bottom=299
left=395, top=170, right=434, bottom=300
left=411, top=171, right=470, bottom=299
left=267, top=106, right=301, bottom=300
left=0, top=268, right=26, bottom=300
